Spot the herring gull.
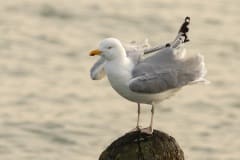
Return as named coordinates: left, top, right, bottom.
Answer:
left=89, top=17, right=208, bottom=134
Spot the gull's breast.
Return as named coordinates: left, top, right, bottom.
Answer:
left=104, top=61, right=163, bottom=104
left=105, top=61, right=133, bottom=98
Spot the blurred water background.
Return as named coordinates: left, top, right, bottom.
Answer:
left=0, top=0, right=239, bottom=160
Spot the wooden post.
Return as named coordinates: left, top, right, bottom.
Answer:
left=99, top=130, right=184, bottom=160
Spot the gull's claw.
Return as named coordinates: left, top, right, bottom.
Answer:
left=129, top=126, right=142, bottom=132
left=140, top=127, right=153, bottom=135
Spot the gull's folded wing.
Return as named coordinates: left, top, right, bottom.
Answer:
left=129, top=69, right=178, bottom=93
left=129, top=47, right=207, bottom=94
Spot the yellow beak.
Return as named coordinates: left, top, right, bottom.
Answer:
left=89, top=49, right=102, bottom=56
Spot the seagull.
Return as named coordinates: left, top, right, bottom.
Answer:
left=89, top=17, right=208, bottom=134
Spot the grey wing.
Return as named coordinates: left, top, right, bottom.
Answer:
left=90, top=57, right=106, bottom=80
left=129, top=47, right=207, bottom=93
left=129, top=68, right=179, bottom=93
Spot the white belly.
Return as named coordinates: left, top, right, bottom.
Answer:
left=105, top=61, right=178, bottom=104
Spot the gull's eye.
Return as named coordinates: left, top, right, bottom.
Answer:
left=107, top=46, right=113, bottom=49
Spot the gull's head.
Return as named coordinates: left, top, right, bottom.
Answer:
left=89, top=38, right=126, bottom=61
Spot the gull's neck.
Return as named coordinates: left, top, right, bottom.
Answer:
left=104, top=52, right=133, bottom=77
left=104, top=52, right=134, bottom=97
left=107, top=55, right=131, bottom=69
left=105, top=48, right=129, bottom=65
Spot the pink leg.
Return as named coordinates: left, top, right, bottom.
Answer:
left=141, top=104, right=154, bottom=134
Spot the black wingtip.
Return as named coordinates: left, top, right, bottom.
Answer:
left=178, top=16, right=191, bottom=43
left=185, top=16, right=190, bottom=23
